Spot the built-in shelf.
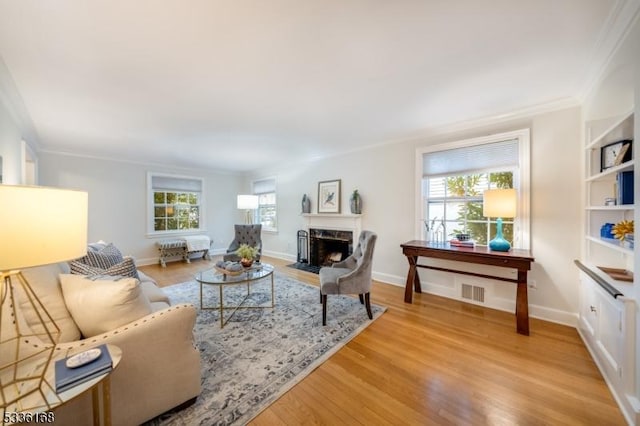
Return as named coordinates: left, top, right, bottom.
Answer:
left=585, top=160, right=634, bottom=181
left=585, top=236, right=633, bottom=255
left=586, top=205, right=634, bottom=211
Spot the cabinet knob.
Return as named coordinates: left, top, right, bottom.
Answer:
left=590, top=305, right=597, bottom=313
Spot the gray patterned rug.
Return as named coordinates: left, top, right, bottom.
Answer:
left=147, top=273, right=386, bottom=425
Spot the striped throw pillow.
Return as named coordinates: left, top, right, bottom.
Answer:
left=83, top=243, right=124, bottom=269
left=69, top=256, right=139, bottom=279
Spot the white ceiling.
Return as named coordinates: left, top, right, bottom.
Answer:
left=0, top=0, right=634, bottom=172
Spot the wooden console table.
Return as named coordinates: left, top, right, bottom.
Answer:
left=400, top=240, right=535, bottom=335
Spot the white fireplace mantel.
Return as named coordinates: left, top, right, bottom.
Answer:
left=301, top=213, right=362, bottom=242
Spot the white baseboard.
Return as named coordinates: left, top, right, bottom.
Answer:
left=262, top=250, right=297, bottom=263
left=372, top=271, right=405, bottom=287
left=142, top=250, right=578, bottom=329
left=372, top=269, right=576, bottom=328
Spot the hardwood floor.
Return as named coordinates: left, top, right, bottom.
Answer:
left=139, top=256, right=626, bottom=425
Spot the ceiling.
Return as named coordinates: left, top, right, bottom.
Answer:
left=0, top=0, right=635, bottom=172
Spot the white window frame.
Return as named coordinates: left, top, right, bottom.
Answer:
left=415, top=129, right=531, bottom=249
left=146, top=172, right=206, bottom=237
left=253, top=177, right=277, bottom=233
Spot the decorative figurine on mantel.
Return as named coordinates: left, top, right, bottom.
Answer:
left=350, top=189, right=362, bottom=214
left=301, top=194, right=311, bottom=214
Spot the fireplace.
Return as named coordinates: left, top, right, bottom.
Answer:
left=309, top=228, right=353, bottom=267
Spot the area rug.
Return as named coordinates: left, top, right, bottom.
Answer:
left=147, top=273, right=386, bottom=425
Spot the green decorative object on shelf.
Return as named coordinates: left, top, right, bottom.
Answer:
left=350, top=189, right=362, bottom=214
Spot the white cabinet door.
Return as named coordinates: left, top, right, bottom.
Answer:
left=596, top=292, right=623, bottom=376
left=579, top=275, right=599, bottom=338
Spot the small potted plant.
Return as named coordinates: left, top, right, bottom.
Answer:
left=236, top=244, right=259, bottom=267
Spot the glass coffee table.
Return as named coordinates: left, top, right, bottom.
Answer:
left=195, top=263, right=275, bottom=328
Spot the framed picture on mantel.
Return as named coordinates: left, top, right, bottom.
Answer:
left=318, top=179, right=341, bottom=213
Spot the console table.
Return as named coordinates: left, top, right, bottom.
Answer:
left=400, top=240, right=535, bottom=335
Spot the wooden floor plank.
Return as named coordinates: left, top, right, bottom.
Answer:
left=139, top=255, right=626, bottom=425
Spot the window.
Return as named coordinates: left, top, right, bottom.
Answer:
left=253, top=178, right=277, bottom=231
left=148, top=173, right=204, bottom=234
left=417, top=129, right=530, bottom=249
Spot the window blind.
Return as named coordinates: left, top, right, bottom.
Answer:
left=152, top=175, right=202, bottom=192
left=253, top=178, right=276, bottom=194
left=423, top=139, right=519, bottom=177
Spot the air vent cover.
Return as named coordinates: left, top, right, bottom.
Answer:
left=461, top=283, right=485, bottom=303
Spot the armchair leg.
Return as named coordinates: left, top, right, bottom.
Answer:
left=322, top=294, right=327, bottom=326
left=358, top=294, right=364, bottom=304
left=320, top=289, right=323, bottom=304
left=365, top=292, right=373, bottom=320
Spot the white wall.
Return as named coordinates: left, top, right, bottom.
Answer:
left=250, top=106, right=582, bottom=326
left=38, top=152, right=245, bottom=264
left=0, top=99, right=24, bottom=184
left=0, top=56, right=38, bottom=184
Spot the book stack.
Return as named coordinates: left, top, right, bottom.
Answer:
left=55, top=344, right=113, bottom=393
left=450, top=238, right=475, bottom=248
left=616, top=171, right=634, bottom=205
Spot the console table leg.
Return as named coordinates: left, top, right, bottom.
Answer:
left=404, top=256, right=421, bottom=303
left=516, top=271, right=530, bottom=335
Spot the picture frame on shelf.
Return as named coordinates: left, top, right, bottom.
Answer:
left=600, top=139, right=632, bottom=172
left=317, top=179, right=341, bottom=213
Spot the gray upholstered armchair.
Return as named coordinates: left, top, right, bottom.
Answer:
left=318, top=230, right=377, bottom=326
left=223, top=224, right=263, bottom=262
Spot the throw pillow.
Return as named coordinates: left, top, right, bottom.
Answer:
left=59, top=274, right=152, bottom=338
left=81, top=242, right=124, bottom=269
left=87, top=240, right=109, bottom=252
left=69, top=256, right=139, bottom=279
left=19, top=263, right=82, bottom=342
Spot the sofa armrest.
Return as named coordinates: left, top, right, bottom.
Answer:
left=52, top=304, right=201, bottom=426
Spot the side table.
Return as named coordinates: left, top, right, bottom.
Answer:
left=1, top=344, right=121, bottom=426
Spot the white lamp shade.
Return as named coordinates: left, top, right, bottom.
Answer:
left=237, top=194, right=259, bottom=210
left=0, top=185, right=88, bottom=270
left=483, top=189, right=516, bottom=218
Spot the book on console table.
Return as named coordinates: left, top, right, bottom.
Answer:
left=449, top=239, right=475, bottom=248
left=55, top=344, right=113, bottom=393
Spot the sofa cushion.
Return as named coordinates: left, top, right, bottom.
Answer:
left=69, top=256, right=139, bottom=279
left=19, top=264, right=82, bottom=342
left=139, top=281, right=170, bottom=304
left=1, top=278, right=49, bottom=370
left=59, top=274, right=152, bottom=338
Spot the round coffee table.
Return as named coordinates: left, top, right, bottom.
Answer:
left=195, top=263, right=275, bottom=328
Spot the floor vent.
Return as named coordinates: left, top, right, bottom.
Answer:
left=461, top=283, right=485, bottom=303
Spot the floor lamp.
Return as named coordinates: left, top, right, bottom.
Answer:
left=483, top=188, right=516, bottom=252
left=237, top=195, right=259, bottom=224
left=0, top=185, right=88, bottom=413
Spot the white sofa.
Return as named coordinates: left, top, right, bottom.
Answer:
left=18, top=262, right=201, bottom=426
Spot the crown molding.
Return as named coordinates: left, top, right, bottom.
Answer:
left=577, top=0, right=640, bottom=102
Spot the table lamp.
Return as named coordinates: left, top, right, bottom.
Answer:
left=0, top=185, right=88, bottom=412
left=237, top=195, right=259, bottom=224
left=483, top=188, right=516, bottom=252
